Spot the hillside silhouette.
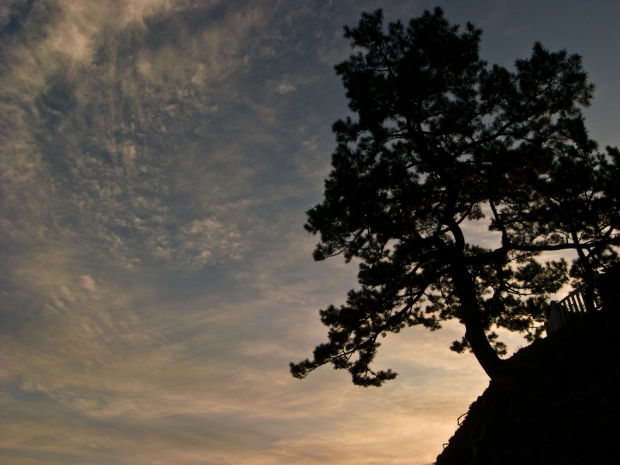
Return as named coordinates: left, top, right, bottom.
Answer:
left=435, top=306, right=620, bottom=464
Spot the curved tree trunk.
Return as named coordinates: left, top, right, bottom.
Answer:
left=451, top=260, right=504, bottom=380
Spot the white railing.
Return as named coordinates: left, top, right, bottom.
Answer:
left=545, top=285, right=601, bottom=336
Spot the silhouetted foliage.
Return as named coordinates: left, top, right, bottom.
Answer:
left=524, top=129, right=620, bottom=313
left=290, top=7, right=619, bottom=384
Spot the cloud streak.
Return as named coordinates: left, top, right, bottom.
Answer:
left=2, top=0, right=620, bottom=464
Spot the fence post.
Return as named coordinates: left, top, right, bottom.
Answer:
left=546, top=301, right=569, bottom=336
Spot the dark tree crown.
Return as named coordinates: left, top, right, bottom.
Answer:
left=291, top=8, right=617, bottom=385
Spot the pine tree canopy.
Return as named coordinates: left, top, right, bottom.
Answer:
left=290, top=7, right=620, bottom=384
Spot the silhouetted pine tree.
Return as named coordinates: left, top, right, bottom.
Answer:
left=290, top=8, right=618, bottom=383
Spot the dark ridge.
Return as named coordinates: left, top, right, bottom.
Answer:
left=435, top=307, right=620, bottom=465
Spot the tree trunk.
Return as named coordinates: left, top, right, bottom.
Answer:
left=571, top=231, right=597, bottom=315
left=451, top=260, right=504, bottom=380
left=583, top=282, right=597, bottom=316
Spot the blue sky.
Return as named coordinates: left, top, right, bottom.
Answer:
left=2, top=1, right=620, bottom=463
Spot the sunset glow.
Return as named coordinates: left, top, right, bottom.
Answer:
left=2, top=1, right=619, bottom=463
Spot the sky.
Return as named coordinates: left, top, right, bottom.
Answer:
left=2, top=1, right=620, bottom=464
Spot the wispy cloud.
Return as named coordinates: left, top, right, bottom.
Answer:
left=3, top=0, right=617, bottom=464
